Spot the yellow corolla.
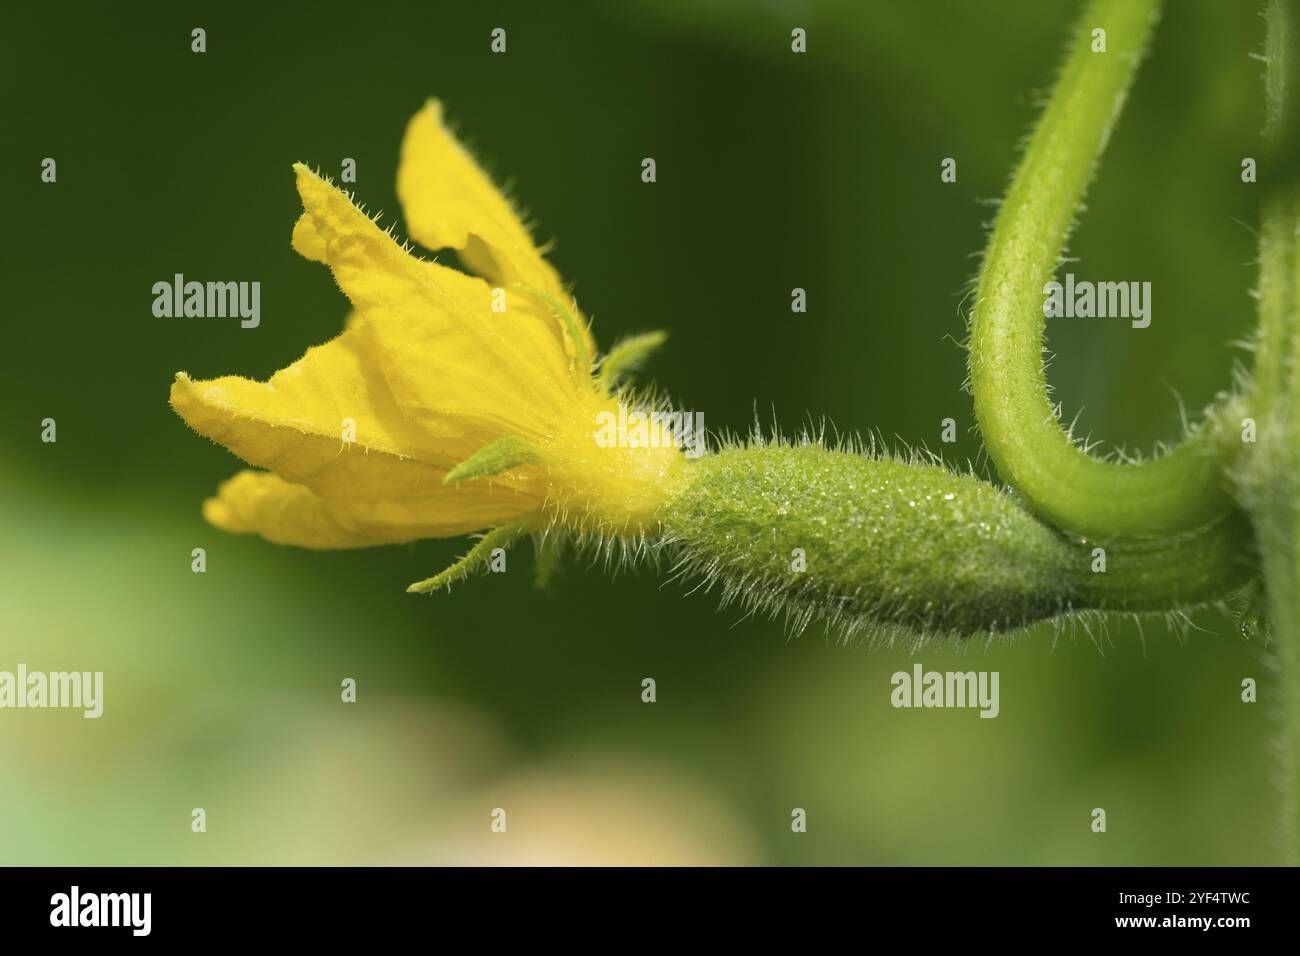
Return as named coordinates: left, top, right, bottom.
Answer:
left=170, top=101, right=686, bottom=592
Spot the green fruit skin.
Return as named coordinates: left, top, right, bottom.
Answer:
left=659, top=445, right=1254, bottom=637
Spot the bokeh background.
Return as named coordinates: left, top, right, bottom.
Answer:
left=0, top=0, right=1281, bottom=864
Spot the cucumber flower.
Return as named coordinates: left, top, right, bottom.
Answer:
left=170, top=101, right=683, bottom=591
left=169, top=99, right=1248, bottom=635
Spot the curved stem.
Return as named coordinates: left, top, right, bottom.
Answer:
left=970, top=0, right=1236, bottom=539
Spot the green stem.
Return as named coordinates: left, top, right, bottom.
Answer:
left=1071, top=511, right=1255, bottom=613
left=1251, top=196, right=1295, bottom=413
left=970, top=0, right=1236, bottom=539
left=1280, top=196, right=1300, bottom=864
left=1254, top=0, right=1299, bottom=416
left=1235, top=0, right=1300, bottom=866
left=1246, top=188, right=1300, bottom=862
left=1265, top=0, right=1300, bottom=867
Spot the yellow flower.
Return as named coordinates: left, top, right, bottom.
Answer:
left=170, top=101, right=687, bottom=591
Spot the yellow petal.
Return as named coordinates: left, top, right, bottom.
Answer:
left=395, top=100, right=597, bottom=360
left=205, top=470, right=541, bottom=549
left=170, top=314, right=543, bottom=508
left=291, top=165, right=594, bottom=441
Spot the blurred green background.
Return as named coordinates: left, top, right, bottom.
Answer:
left=0, top=0, right=1280, bottom=864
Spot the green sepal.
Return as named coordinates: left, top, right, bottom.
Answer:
left=442, top=435, right=542, bottom=485
left=514, top=283, right=592, bottom=376
left=598, top=330, right=668, bottom=393
left=406, top=524, right=525, bottom=594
